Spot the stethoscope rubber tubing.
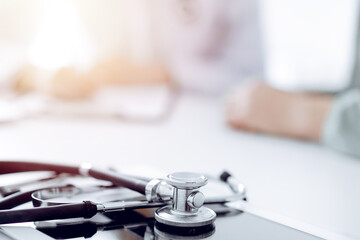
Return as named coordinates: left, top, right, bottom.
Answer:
left=0, top=201, right=98, bottom=224
left=0, top=161, right=148, bottom=196
left=0, top=161, right=79, bottom=175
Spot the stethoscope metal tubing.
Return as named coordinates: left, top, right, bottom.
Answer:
left=99, top=200, right=170, bottom=212
left=0, top=174, right=115, bottom=210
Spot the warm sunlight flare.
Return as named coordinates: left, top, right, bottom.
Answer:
left=28, top=0, right=94, bottom=71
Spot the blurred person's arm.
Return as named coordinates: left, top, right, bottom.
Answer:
left=225, top=82, right=333, bottom=141
left=225, top=82, right=360, bottom=157
left=14, top=58, right=169, bottom=99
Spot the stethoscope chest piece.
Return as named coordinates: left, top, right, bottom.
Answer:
left=155, top=172, right=216, bottom=228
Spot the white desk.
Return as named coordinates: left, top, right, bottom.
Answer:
left=0, top=94, right=359, bottom=239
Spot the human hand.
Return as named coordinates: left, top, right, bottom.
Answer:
left=225, top=82, right=333, bottom=141
left=50, top=60, right=169, bottom=99
left=13, top=65, right=97, bottom=99
left=13, top=59, right=169, bottom=99
left=50, top=67, right=97, bottom=99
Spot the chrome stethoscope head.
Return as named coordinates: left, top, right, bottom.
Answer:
left=145, top=172, right=216, bottom=228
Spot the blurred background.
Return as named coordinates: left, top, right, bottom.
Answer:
left=1, top=2, right=360, bottom=237
left=0, top=0, right=358, bottom=120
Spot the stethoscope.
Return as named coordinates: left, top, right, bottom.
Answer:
left=0, top=161, right=246, bottom=229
